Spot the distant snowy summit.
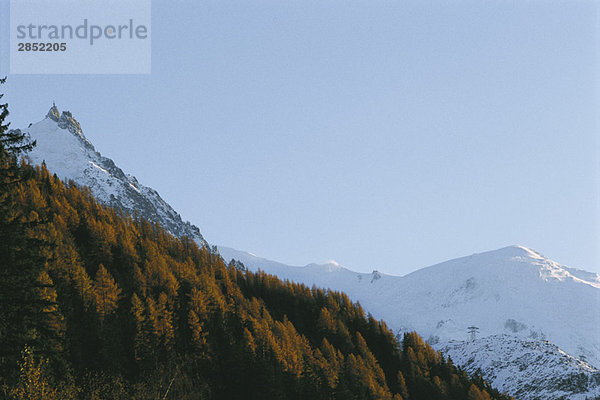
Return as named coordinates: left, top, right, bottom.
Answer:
left=19, top=105, right=208, bottom=248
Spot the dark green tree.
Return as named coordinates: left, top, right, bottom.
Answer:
left=0, top=78, right=64, bottom=385
left=0, top=77, right=35, bottom=169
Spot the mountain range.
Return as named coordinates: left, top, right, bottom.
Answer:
left=19, top=106, right=600, bottom=399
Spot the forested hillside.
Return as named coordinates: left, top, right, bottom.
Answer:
left=0, top=98, right=511, bottom=399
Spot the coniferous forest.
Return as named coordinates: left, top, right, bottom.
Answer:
left=0, top=88, right=512, bottom=399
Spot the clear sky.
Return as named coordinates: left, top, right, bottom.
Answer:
left=1, top=0, right=598, bottom=275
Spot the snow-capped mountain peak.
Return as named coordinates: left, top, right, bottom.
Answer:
left=482, top=245, right=599, bottom=288
left=21, top=105, right=208, bottom=248
left=45, top=104, right=90, bottom=147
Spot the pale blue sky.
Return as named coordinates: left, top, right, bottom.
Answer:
left=2, top=0, right=598, bottom=274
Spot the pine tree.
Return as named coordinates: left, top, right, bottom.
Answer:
left=156, top=292, right=174, bottom=350
left=71, top=265, right=94, bottom=308
left=35, top=271, right=66, bottom=352
left=396, top=370, right=409, bottom=399
left=188, top=310, right=207, bottom=353
left=92, top=264, right=122, bottom=320
left=131, top=293, right=151, bottom=364
left=0, top=76, right=35, bottom=183
left=0, top=79, right=62, bottom=382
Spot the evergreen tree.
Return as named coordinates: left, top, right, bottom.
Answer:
left=92, top=264, right=122, bottom=321
left=131, top=293, right=151, bottom=365
left=0, top=79, right=63, bottom=382
left=0, top=77, right=35, bottom=166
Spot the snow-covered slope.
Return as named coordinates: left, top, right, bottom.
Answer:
left=219, top=245, right=600, bottom=399
left=441, top=335, right=600, bottom=400
left=19, top=105, right=208, bottom=248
